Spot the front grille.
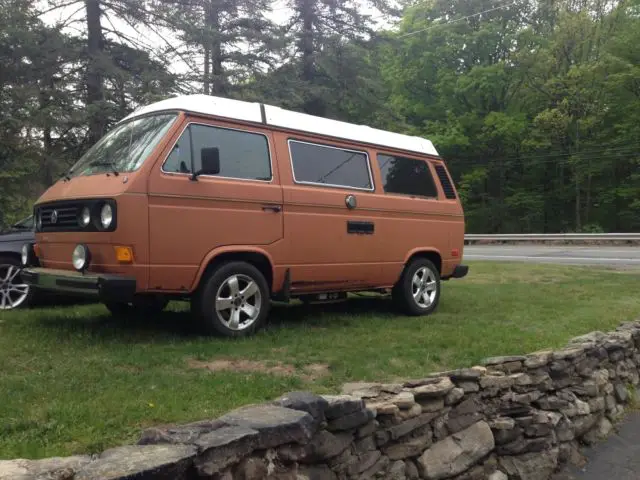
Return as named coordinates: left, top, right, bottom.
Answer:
left=40, top=205, right=79, bottom=229
left=35, top=198, right=117, bottom=233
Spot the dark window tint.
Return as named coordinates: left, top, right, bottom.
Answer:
left=434, top=164, right=457, bottom=199
left=377, top=154, right=438, bottom=198
left=289, top=140, right=372, bottom=190
left=163, top=124, right=271, bottom=180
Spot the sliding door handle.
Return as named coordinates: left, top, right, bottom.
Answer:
left=262, top=204, right=282, bottom=213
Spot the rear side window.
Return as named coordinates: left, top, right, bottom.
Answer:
left=288, top=140, right=373, bottom=190
left=162, top=124, right=272, bottom=181
left=434, top=164, right=457, bottom=199
left=377, top=154, right=438, bottom=198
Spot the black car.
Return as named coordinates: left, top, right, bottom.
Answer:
left=0, top=215, right=35, bottom=310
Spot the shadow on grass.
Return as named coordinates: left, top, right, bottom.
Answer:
left=30, top=295, right=399, bottom=342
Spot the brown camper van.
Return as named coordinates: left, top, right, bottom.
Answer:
left=21, top=94, right=468, bottom=337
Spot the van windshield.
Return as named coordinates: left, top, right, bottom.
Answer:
left=67, top=113, right=178, bottom=178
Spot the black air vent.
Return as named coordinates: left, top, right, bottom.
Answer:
left=434, top=165, right=457, bottom=199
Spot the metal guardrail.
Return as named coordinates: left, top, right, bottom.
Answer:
left=465, top=233, right=640, bottom=241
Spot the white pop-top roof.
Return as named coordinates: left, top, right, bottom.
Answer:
left=120, top=94, right=439, bottom=157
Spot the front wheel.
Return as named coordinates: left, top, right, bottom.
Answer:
left=191, top=261, right=270, bottom=337
left=392, top=258, right=441, bottom=316
left=0, top=256, right=34, bottom=311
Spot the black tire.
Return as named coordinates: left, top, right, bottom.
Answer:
left=191, top=261, right=270, bottom=337
left=392, top=257, right=441, bottom=316
left=104, top=295, right=169, bottom=317
left=0, top=255, right=35, bottom=311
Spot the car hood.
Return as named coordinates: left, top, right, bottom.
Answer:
left=36, top=171, right=144, bottom=205
left=0, top=230, right=34, bottom=242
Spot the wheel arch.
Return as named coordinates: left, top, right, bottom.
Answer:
left=191, top=247, right=275, bottom=293
left=402, top=248, right=443, bottom=276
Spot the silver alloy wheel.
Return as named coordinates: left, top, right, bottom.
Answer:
left=0, top=264, right=30, bottom=310
left=215, top=273, right=262, bottom=331
left=411, top=266, right=437, bottom=308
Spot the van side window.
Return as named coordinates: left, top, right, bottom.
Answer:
left=289, top=140, right=372, bottom=190
left=377, top=154, right=438, bottom=198
left=163, top=124, right=272, bottom=181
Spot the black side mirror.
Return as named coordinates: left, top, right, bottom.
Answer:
left=191, top=147, right=220, bottom=180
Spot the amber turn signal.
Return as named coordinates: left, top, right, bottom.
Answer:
left=114, top=246, right=134, bottom=263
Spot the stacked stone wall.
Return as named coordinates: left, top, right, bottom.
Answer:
left=3, top=320, right=640, bottom=480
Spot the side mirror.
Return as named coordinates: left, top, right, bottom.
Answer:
left=191, top=147, right=220, bottom=180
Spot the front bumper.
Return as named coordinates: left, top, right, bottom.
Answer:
left=22, top=267, right=136, bottom=303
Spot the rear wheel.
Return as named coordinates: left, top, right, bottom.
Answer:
left=191, top=261, right=270, bottom=337
left=104, top=295, right=169, bottom=317
left=392, top=257, right=440, bottom=316
left=0, top=256, right=33, bottom=311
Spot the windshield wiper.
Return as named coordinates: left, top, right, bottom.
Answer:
left=89, top=160, right=119, bottom=176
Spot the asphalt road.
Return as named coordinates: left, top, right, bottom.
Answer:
left=463, top=245, right=640, bottom=267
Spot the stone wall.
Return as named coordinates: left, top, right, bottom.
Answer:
left=4, top=320, right=640, bottom=480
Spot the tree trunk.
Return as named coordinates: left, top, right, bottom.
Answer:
left=85, top=0, right=105, bottom=145
left=206, top=2, right=225, bottom=95
left=203, top=45, right=210, bottom=95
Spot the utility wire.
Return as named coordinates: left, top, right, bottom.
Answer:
left=397, top=0, right=518, bottom=38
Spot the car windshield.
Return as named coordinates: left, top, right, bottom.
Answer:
left=67, top=113, right=178, bottom=178
left=12, top=215, right=34, bottom=230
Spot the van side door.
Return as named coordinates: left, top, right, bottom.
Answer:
left=274, top=135, right=382, bottom=292
left=147, top=118, right=283, bottom=292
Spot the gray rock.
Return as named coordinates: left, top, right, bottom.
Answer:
left=383, top=434, right=432, bottom=460
left=588, top=397, right=606, bottom=413
left=393, top=391, right=416, bottom=409
left=582, top=417, right=613, bottom=445
left=571, top=380, right=599, bottom=397
left=366, top=400, right=400, bottom=416
left=553, top=347, right=586, bottom=361
left=234, top=457, right=268, bottom=480
left=194, top=426, right=259, bottom=476
left=296, top=465, right=338, bottom=480
left=495, top=436, right=553, bottom=456
left=411, top=377, right=455, bottom=398
left=614, top=383, right=629, bottom=403
left=498, top=448, right=559, bottom=480
left=0, top=456, right=92, bottom=480
left=359, top=454, right=390, bottom=479
left=458, top=381, right=480, bottom=393
left=524, top=351, right=553, bottom=369
left=277, top=430, right=353, bottom=463
left=417, top=421, right=495, bottom=480
left=219, top=404, right=315, bottom=449
left=355, top=435, right=377, bottom=454
left=398, top=403, right=423, bottom=420
left=573, top=414, right=600, bottom=437
left=569, top=331, right=607, bottom=345
left=387, top=411, right=440, bottom=440
left=404, top=377, right=447, bottom=388
left=322, top=395, right=365, bottom=420
left=357, top=420, right=378, bottom=438
left=346, top=450, right=382, bottom=476
left=445, top=388, right=465, bottom=406
left=488, top=417, right=515, bottom=430
left=341, top=382, right=384, bottom=398
left=429, top=367, right=486, bottom=381
left=492, top=427, right=522, bottom=446
left=75, top=445, right=196, bottom=480
left=446, top=398, right=483, bottom=435
left=480, top=375, right=514, bottom=390
left=482, top=355, right=526, bottom=365
left=488, top=471, right=508, bottom=480
left=406, top=459, right=420, bottom=479
left=327, top=407, right=375, bottom=431
left=273, top=391, right=329, bottom=423
left=138, top=419, right=226, bottom=445
left=387, top=460, right=408, bottom=480
left=418, top=398, right=445, bottom=412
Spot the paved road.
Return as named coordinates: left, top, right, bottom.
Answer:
left=463, top=245, right=640, bottom=267
left=565, top=411, right=640, bottom=479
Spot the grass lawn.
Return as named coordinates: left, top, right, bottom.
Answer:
left=1, top=261, right=640, bottom=460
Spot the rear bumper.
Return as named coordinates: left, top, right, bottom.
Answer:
left=443, top=264, right=469, bottom=280
left=22, top=267, right=136, bottom=303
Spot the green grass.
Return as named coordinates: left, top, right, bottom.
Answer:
left=1, top=261, right=639, bottom=459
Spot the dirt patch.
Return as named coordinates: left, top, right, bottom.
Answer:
left=187, top=358, right=330, bottom=381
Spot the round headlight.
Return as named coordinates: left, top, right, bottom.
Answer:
left=100, top=204, right=113, bottom=229
left=72, top=244, right=90, bottom=271
left=21, top=244, right=29, bottom=266
left=79, top=207, right=91, bottom=227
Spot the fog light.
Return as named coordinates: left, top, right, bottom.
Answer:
left=114, top=246, right=133, bottom=264
left=72, top=244, right=91, bottom=271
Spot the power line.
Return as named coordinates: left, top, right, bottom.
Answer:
left=397, top=0, right=518, bottom=38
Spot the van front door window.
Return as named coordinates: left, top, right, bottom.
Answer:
left=162, top=124, right=272, bottom=181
